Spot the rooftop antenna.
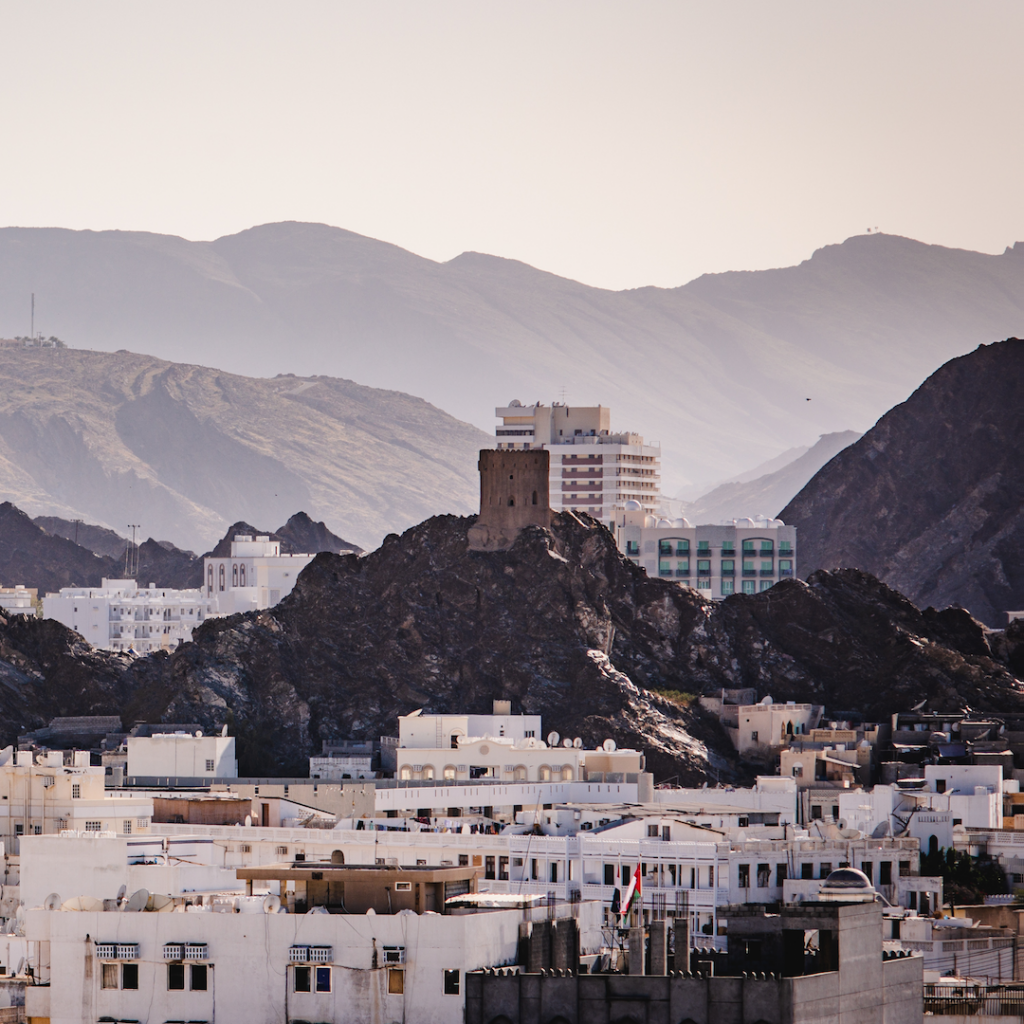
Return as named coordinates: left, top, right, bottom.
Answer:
left=30, top=293, right=34, bottom=340
left=557, top=386, right=567, bottom=405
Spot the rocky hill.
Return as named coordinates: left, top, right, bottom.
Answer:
left=0, top=510, right=1022, bottom=780
left=0, top=347, right=490, bottom=551
left=3, top=225, right=1024, bottom=492
left=780, top=339, right=1024, bottom=627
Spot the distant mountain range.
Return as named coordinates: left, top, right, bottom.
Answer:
left=781, top=339, right=1024, bottom=627
left=2, top=224, right=1023, bottom=491
left=679, top=431, right=862, bottom=524
left=0, top=348, right=489, bottom=551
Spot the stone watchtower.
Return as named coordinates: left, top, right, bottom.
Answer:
left=467, top=449, right=553, bottom=551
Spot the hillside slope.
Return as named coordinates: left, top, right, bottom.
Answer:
left=0, top=348, right=490, bottom=551
left=682, top=431, right=861, bottom=524
left=780, top=339, right=1024, bottom=626
left=2, top=224, right=1023, bottom=490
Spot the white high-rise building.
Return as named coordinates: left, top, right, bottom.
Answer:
left=493, top=402, right=661, bottom=521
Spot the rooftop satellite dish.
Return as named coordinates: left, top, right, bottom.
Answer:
left=195, top=730, right=203, bottom=738
left=547, top=731, right=560, bottom=747
left=43, top=893, right=62, bottom=911
left=244, top=814, right=252, bottom=827
left=14, top=958, right=24, bottom=977
left=116, top=884, right=127, bottom=903
left=124, top=888, right=149, bottom=913
left=221, top=724, right=228, bottom=737
left=262, top=894, right=281, bottom=914
left=760, top=696, right=773, bottom=705
left=562, top=737, right=572, bottom=748
left=602, top=739, right=617, bottom=752
left=871, top=820, right=891, bottom=839
left=572, top=738, right=582, bottom=748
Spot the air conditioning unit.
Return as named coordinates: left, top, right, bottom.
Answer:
left=116, top=944, right=138, bottom=960
left=184, top=943, right=208, bottom=961
left=395, top=881, right=412, bottom=892
left=94, top=943, right=116, bottom=961
left=289, top=945, right=310, bottom=963
left=309, top=946, right=333, bottom=964
left=163, top=944, right=184, bottom=961
left=383, top=946, right=405, bottom=964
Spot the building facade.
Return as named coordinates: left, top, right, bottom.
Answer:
left=203, top=534, right=315, bottom=615
left=613, top=509, right=796, bottom=598
left=493, top=402, right=661, bottom=520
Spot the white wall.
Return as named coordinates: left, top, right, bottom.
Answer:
left=128, top=735, right=237, bottom=779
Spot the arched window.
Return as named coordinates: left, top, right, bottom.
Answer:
left=450, top=733, right=463, bottom=749
left=218, top=565, right=225, bottom=592
left=532, top=490, right=538, bottom=505
left=513, top=766, right=527, bottom=782
left=207, top=565, right=213, bottom=595
left=421, top=765, right=435, bottom=780
left=561, top=765, right=574, bottom=781
left=508, top=497, right=515, bottom=506
left=399, top=765, right=412, bottom=781
left=239, top=564, right=246, bottom=586
left=928, top=835, right=939, bottom=856
left=539, top=765, right=551, bottom=782
left=232, top=564, right=238, bottom=586
left=443, top=765, right=456, bottom=781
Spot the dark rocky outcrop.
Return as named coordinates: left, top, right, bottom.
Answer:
left=780, top=339, right=1024, bottom=627
left=33, top=516, right=127, bottom=560
left=1, top=511, right=1021, bottom=782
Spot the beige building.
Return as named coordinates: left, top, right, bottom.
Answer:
left=493, top=401, right=661, bottom=521
left=0, top=585, right=36, bottom=616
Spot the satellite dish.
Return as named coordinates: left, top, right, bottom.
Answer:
left=60, top=896, right=103, bottom=912
left=14, top=958, right=24, bottom=977
left=195, top=730, right=203, bottom=738
left=124, top=888, right=149, bottom=913
left=116, top=884, right=127, bottom=903
left=760, top=696, right=773, bottom=705
left=562, top=737, right=572, bottom=748
left=572, top=738, right=582, bottom=749
left=602, top=739, right=617, bottom=752
left=546, top=731, right=560, bottom=747
left=43, top=893, right=62, bottom=911
left=148, top=893, right=174, bottom=912
left=221, top=724, right=228, bottom=737
left=262, top=894, right=281, bottom=914
left=871, top=820, right=891, bottom=839
left=244, top=814, right=252, bottom=827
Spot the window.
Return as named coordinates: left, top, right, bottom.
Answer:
left=232, top=564, right=238, bottom=586
left=122, top=963, right=139, bottom=990
left=388, top=968, right=404, bottom=994
left=750, top=731, right=758, bottom=742
left=779, top=559, right=793, bottom=576
left=604, top=863, right=615, bottom=885
left=72, top=783, right=81, bottom=799
left=659, top=540, right=672, bottom=556
left=206, top=759, right=215, bottom=772
left=697, top=541, right=710, bottom=553
left=761, top=560, right=773, bottom=573
left=648, top=824, right=660, bottom=838
left=57, top=817, right=68, bottom=831
left=935, top=779, right=946, bottom=793
left=443, top=968, right=460, bottom=995
left=760, top=541, right=773, bottom=553
left=294, top=965, right=311, bottom=992
left=659, top=560, right=672, bottom=577
left=810, top=805, right=822, bottom=820
left=759, top=580, right=773, bottom=591
left=801, top=863, right=813, bottom=880
left=123, top=820, right=132, bottom=834
left=819, top=863, right=832, bottom=879
left=879, top=861, right=892, bottom=885
left=626, top=541, right=639, bottom=556
left=776, top=863, right=787, bottom=886
left=742, top=540, right=755, bottom=552
left=190, top=964, right=208, bottom=991
left=676, top=541, right=689, bottom=555
left=721, top=559, right=735, bottom=574
left=899, top=861, right=911, bottom=877
left=485, top=856, right=495, bottom=880
left=697, top=559, right=711, bottom=575
left=240, top=564, right=246, bottom=586
left=721, top=580, right=734, bottom=595
left=85, top=821, right=102, bottom=831
left=218, top=565, right=225, bottom=591
left=757, top=864, right=770, bottom=887
left=742, top=580, right=756, bottom=594
left=459, top=854, right=469, bottom=867
left=499, top=856, right=509, bottom=881
left=168, top=963, right=185, bottom=990
left=721, top=544, right=735, bottom=556
left=738, top=864, right=750, bottom=888
left=697, top=578, right=711, bottom=590
left=444, top=765, right=456, bottom=781
left=676, top=559, right=689, bottom=576
left=791, top=764, right=803, bottom=778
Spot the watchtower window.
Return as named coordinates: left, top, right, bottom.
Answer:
left=532, top=491, right=538, bottom=505
left=508, top=497, right=515, bottom=506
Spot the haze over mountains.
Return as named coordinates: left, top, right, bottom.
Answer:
left=0, top=348, right=489, bottom=551
left=3, top=224, right=1024, bottom=491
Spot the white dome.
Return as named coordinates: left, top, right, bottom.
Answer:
left=675, top=517, right=691, bottom=528
left=736, top=517, right=755, bottom=527
left=772, top=518, right=785, bottom=527
left=644, top=515, right=657, bottom=527
left=657, top=518, right=673, bottom=528
left=624, top=500, right=643, bottom=511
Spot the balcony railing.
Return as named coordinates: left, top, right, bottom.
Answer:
left=720, top=567, right=735, bottom=576
left=779, top=569, right=794, bottom=577
left=742, top=569, right=757, bottom=577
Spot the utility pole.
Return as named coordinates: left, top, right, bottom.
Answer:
left=30, top=293, right=34, bottom=340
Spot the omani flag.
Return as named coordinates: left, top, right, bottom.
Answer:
left=620, top=863, right=641, bottom=923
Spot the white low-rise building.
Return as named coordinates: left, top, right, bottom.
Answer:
left=614, top=507, right=797, bottom=598
left=42, top=578, right=214, bottom=653
left=127, top=730, right=238, bottom=780
left=0, top=584, right=35, bottom=616
left=203, top=534, right=315, bottom=614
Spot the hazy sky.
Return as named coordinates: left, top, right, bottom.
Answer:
left=2, top=1, right=1022, bottom=290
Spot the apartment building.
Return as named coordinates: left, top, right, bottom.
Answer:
left=493, top=401, right=661, bottom=519
left=203, top=534, right=315, bottom=614
left=613, top=508, right=796, bottom=598
left=42, top=578, right=215, bottom=653
left=0, top=584, right=35, bottom=616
